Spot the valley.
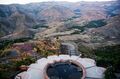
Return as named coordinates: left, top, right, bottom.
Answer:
left=0, top=1, right=120, bottom=79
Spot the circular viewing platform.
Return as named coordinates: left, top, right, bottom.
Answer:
left=15, top=55, right=106, bottom=79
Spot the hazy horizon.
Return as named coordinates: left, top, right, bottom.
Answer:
left=0, top=0, right=116, bottom=4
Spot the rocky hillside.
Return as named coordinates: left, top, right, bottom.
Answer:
left=0, top=1, right=120, bottom=39
left=89, top=14, right=120, bottom=41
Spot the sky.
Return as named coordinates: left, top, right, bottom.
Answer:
left=0, top=0, right=116, bottom=4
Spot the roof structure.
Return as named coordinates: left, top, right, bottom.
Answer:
left=15, top=55, right=106, bottom=79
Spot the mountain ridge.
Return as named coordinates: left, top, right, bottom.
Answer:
left=0, top=1, right=120, bottom=41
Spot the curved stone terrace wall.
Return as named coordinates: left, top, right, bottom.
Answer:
left=15, top=55, right=106, bottom=79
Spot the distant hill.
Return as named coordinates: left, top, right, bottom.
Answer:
left=89, top=14, right=120, bottom=41
left=0, top=1, right=120, bottom=39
